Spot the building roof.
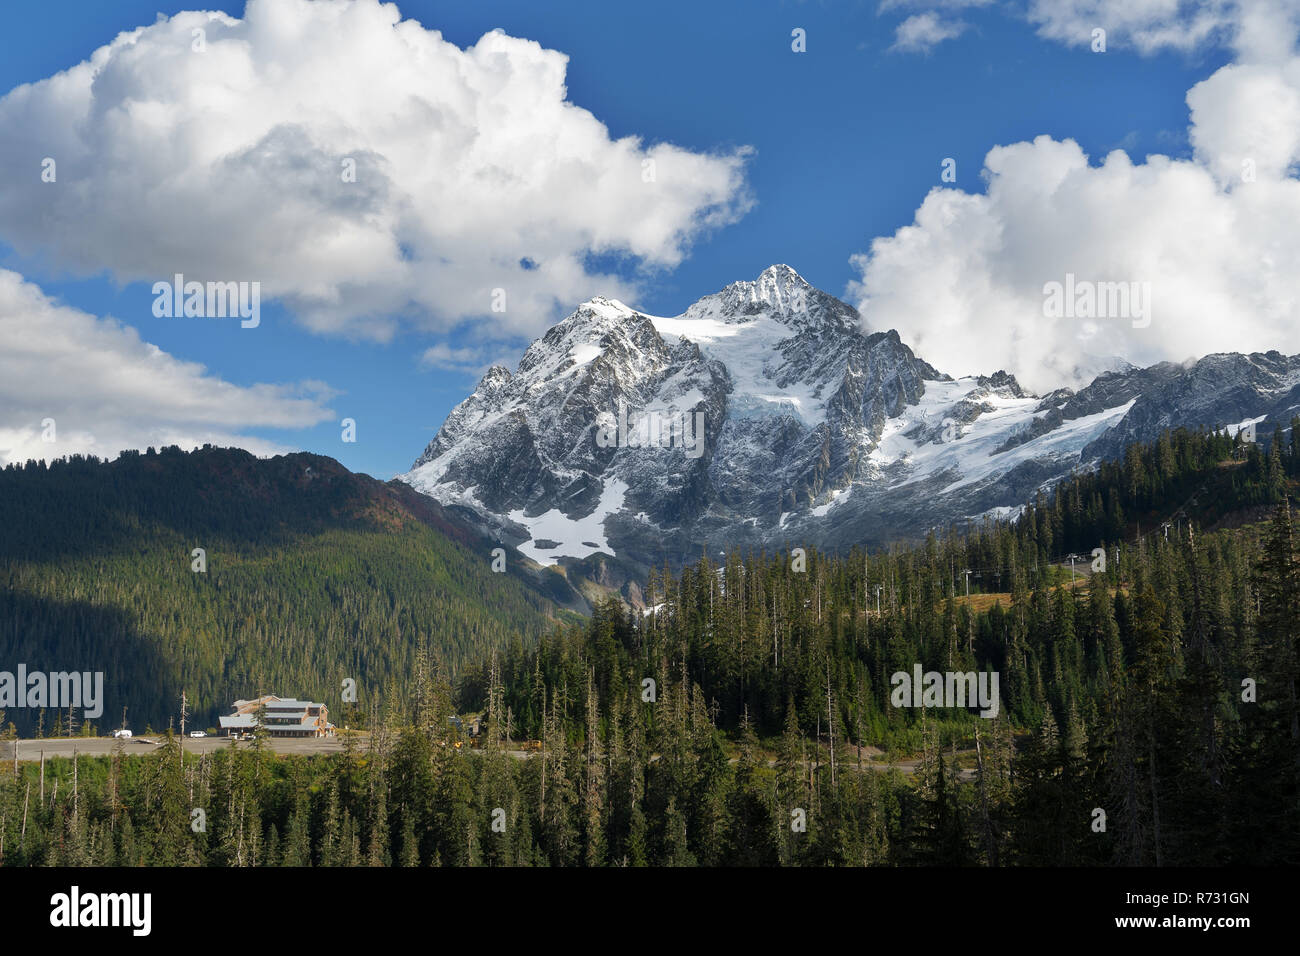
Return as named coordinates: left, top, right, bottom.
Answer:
left=232, top=696, right=282, bottom=708
left=226, top=696, right=326, bottom=716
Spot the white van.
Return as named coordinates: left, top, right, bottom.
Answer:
left=112, top=729, right=132, bottom=738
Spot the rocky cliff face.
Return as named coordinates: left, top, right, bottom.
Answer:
left=399, top=265, right=1300, bottom=571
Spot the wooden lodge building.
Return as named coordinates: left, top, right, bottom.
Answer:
left=219, top=695, right=335, bottom=738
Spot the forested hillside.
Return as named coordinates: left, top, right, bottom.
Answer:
left=0, top=445, right=566, bottom=735
left=441, top=425, right=1299, bottom=865
left=3, top=425, right=1296, bottom=866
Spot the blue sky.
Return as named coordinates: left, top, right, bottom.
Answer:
left=0, top=0, right=1276, bottom=480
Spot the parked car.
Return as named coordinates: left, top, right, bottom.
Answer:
left=112, top=729, right=132, bottom=738
left=189, top=731, right=206, bottom=738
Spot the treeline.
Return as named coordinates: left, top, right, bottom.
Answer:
left=5, top=499, right=1295, bottom=865
left=450, top=503, right=1297, bottom=864
left=1038, top=420, right=1297, bottom=562
left=3, top=478, right=1295, bottom=866
left=2, top=427, right=1297, bottom=865
left=471, top=428, right=1290, bottom=743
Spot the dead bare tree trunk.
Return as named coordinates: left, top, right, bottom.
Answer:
left=20, top=782, right=29, bottom=851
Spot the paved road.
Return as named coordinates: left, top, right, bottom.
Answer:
left=12, top=735, right=358, bottom=759
left=10, top=738, right=975, bottom=780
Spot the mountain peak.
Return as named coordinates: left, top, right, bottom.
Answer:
left=403, top=264, right=1300, bottom=570
left=725, top=263, right=813, bottom=314
left=976, top=370, right=1030, bottom=399
left=680, top=264, right=857, bottom=334
left=580, top=294, right=634, bottom=311
left=475, top=364, right=512, bottom=396
left=756, top=262, right=807, bottom=286
left=565, top=295, right=638, bottom=327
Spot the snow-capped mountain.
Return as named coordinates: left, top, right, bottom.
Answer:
left=399, top=265, right=1300, bottom=570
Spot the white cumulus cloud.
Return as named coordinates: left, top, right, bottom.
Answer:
left=849, top=8, right=1300, bottom=393
left=0, top=0, right=752, bottom=342
left=0, top=270, right=335, bottom=466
